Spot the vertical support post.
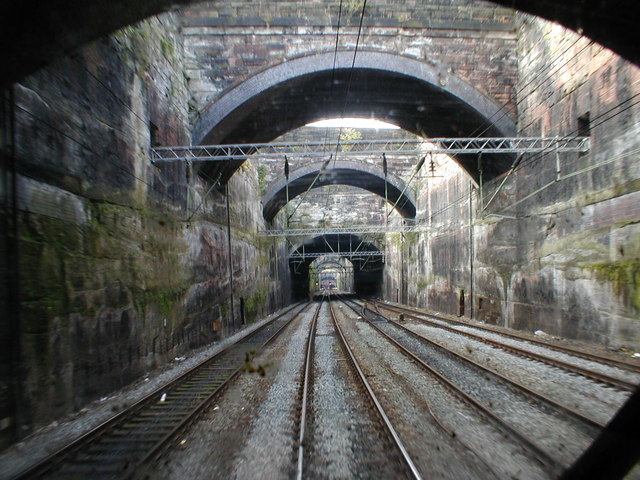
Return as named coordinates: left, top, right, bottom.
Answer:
left=225, top=183, right=235, bottom=330
left=478, top=153, right=483, bottom=210
left=284, top=156, right=290, bottom=228
left=555, top=151, right=561, bottom=182
left=383, top=153, right=388, bottom=226
left=469, top=181, right=474, bottom=320
left=1, top=86, right=26, bottom=443
left=400, top=235, right=405, bottom=305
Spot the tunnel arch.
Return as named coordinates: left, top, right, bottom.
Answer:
left=262, top=159, right=416, bottom=222
left=310, top=255, right=355, bottom=294
left=193, top=50, right=516, bottom=185
left=289, top=234, right=384, bottom=299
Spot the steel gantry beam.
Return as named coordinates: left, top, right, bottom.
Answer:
left=150, top=137, right=590, bottom=163
left=289, top=250, right=384, bottom=261
left=261, top=224, right=428, bottom=236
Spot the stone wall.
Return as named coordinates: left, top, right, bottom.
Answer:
left=383, top=16, right=640, bottom=350
left=181, top=0, right=518, bottom=120
left=262, top=126, right=416, bottom=231
left=383, top=154, right=473, bottom=312
left=0, top=13, right=290, bottom=447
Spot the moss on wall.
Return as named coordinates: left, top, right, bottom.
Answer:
left=245, top=286, right=268, bottom=321
left=588, top=261, right=640, bottom=312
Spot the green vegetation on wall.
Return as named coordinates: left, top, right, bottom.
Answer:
left=245, top=286, right=268, bottom=320
left=588, top=260, right=640, bottom=312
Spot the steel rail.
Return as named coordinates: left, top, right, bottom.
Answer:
left=375, top=301, right=640, bottom=391
left=377, top=301, right=640, bottom=373
left=339, top=298, right=565, bottom=477
left=295, top=299, right=323, bottom=480
left=132, top=302, right=310, bottom=476
left=354, top=301, right=605, bottom=430
left=329, top=299, right=424, bottom=480
left=12, top=302, right=307, bottom=480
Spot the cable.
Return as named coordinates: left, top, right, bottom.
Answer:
left=468, top=36, right=593, bottom=139
left=331, top=0, right=368, bottom=164
left=512, top=92, right=640, bottom=175
left=288, top=0, right=371, bottom=223
left=323, top=0, right=368, bottom=223
left=515, top=41, right=597, bottom=134
left=320, top=0, right=345, bottom=154
left=466, top=34, right=584, bottom=138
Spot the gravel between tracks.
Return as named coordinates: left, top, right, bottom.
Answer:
left=413, top=314, right=640, bottom=385
left=334, top=302, right=550, bottom=480
left=135, top=305, right=312, bottom=480
left=375, top=320, right=596, bottom=468
left=404, top=321, right=632, bottom=427
left=229, top=306, right=314, bottom=479
left=0, top=305, right=302, bottom=480
left=304, top=302, right=410, bottom=479
left=380, top=303, right=640, bottom=383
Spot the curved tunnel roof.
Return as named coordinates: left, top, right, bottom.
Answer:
left=193, top=50, right=517, bottom=186
left=262, top=159, right=416, bottom=222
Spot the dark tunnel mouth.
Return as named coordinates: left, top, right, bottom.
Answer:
left=289, top=234, right=384, bottom=300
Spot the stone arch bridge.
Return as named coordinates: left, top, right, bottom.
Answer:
left=262, top=159, right=416, bottom=222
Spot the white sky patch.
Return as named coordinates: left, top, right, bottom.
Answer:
left=306, top=118, right=400, bottom=129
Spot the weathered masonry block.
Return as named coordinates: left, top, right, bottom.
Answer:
left=181, top=0, right=518, bottom=120
left=0, top=12, right=291, bottom=448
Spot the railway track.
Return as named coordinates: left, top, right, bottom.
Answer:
left=295, top=299, right=322, bottom=480
left=373, top=301, right=640, bottom=391
left=294, top=297, right=421, bottom=478
left=326, top=299, right=423, bottom=480
left=13, top=302, right=308, bottom=480
left=356, top=298, right=606, bottom=430
left=340, top=297, right=598, bottom=477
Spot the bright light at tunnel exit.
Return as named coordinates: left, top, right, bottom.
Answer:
left=306, top=118, right=400, bottom=129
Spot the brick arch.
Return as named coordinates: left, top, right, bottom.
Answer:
left=193, top=50, right=516, bottom=143
left=262, top=159, right=416, bottom=222
left=193, top=50, right=516, bottom=185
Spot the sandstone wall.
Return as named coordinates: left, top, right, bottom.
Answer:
left=383, top=16, right=640, bottom=351
left=181, top=0, right=518, bottom=120
left=0, top=13, right=290, bottom=447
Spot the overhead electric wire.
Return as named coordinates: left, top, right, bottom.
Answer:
left=318, top=0, right=346, bottom=225
left=395, top=14, right=597, bottom=226
left=21, top=10, right=636, bottom=236
left=322, top=0, right=369, bottom=224
left=511, top=92, right=640, bottom=176
left=288, top=0, right=370, bottom=226
left=331, top=0, right=369, bottom=164
left=431, top=87, right=640, bottom=220
left=286, top=0, right=344, bottom=224
left=467, top=35, right=592, bottom=139
left=515, top=41, right=597, bottom=134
